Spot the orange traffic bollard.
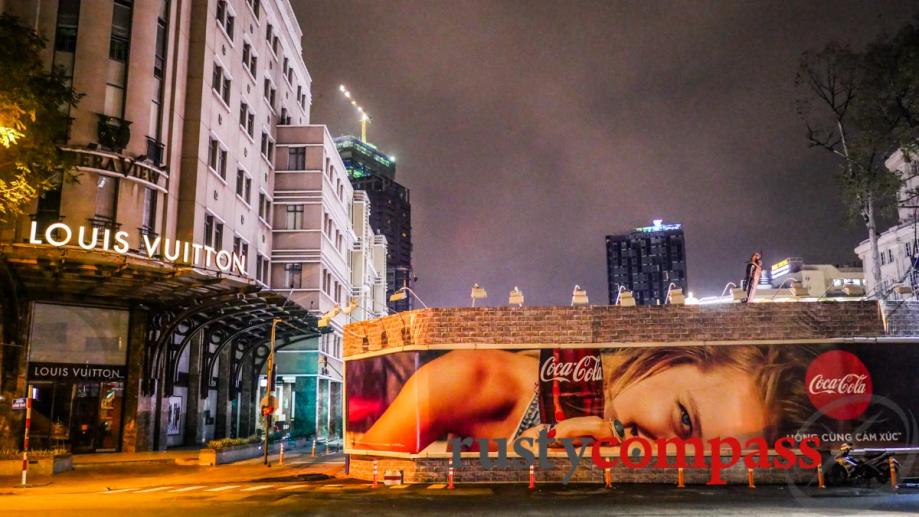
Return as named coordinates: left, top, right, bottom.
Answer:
left=747, top=468, right=755, bottom=488
left=528, top=464, right=536, bottom=490
left=889, top=457, right=898, bottom=489
left=311, top=439, right=317, bottom=457
left=279, top=442, right=284, bottom=465
left=372, top=460, right=379, bottom=489
left=817, top=463, right=826, bottom=489
left=604, top=467, right=613, bottom=488
left=447, top=466, right=455, bottom=490
left=677, top=467, right=685, bottom=488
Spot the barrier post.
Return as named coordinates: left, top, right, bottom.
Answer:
left=372, top=460, right=379, bottom=488
left=677, top=467, right=685, bottom=488
left=817, top=463, right=825, bottom=489
left=447, top=466, right=455, bottom=490
left=604, top=467, right=612, bottom=488
left=312, top=439, right=317, bottom=457
left=747, top=468, right=755, bottom=488
left=279, top=442, right=284, bottom=465
left=21, top=385, right=32, bottom=486
left=889, top=457, right=898, bottom=489
left=528, top=464, right=535, bottom=490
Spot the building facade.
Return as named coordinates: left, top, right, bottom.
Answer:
left=606, top=220, right=687, bottom=305
left=766, top=257, right=865, bottom=298
left=335, top=136, right=413, bottom=311
left=0, top=0, right=321, bottom=453
left=855, top=149, right=919, bottom=300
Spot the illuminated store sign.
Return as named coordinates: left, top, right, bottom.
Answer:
left=64, top=148, right=168, bottom=192
left=28, top=221, right=247, bottom=275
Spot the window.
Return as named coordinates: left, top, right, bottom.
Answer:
left=216, top=0, right=234, bottom=40
left=234, top=169, right=251, bottom=204
left=266, top=23, right=274, bottom=51
left=246, top=0, right=261, bottom=18
left=286, top=204, right=304, bottom=230
left=109, top=0, right=132, bottom=61
left=258, top=193, right=271, bottom=221
left=263, top=78, right=276, bottom=108
left=889, top=249, right=894, bottom=263
left=260, top=131, right=274, bottom=161
left=239, top=102, right=254, bottom=137
left=288, top=147, right=305, bottom=170
left=280, top=107, right=289, bottom=125
left=142, top=187, right=157, bottom=231
left=242, top=42, right=257, bottom=78
left=54, top=0, right=80, bottom=53
left=256, top=254, right=269, bottom=284
left=284, top=263, right=302, bottom=288
left=203, top=214, right=223, bottom=250
left=208, top=137, right=227, bottom=179
left=212, top=64, right=231, bottom=105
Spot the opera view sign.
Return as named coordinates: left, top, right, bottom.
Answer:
left=28, top=221, right=247, bottom=276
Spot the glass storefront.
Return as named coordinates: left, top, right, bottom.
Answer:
left=27, top=303, right=129, bottom=453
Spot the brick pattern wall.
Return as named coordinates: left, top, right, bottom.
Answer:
left=344, top=302, right=896, bottom=357
left=344, top=301, right=919, bottom=484
left=349, top=455, right=919, bottom=485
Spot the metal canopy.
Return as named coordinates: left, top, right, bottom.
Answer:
left=0, top=243, right=323, bottom=401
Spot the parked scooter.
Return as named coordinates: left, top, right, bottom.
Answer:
left=827, top=443, right=900, bottom=486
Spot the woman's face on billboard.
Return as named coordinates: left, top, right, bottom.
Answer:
left=610, top=364, right=767, bottom=440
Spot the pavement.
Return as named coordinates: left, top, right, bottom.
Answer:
left=2, top=449, right=919, bottom=515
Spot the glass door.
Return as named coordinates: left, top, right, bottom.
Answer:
left=70, top=383, right=100, bottom=453
left=96, top=382, right=123, bottom=451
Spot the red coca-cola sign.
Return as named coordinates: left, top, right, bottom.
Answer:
left=540, top=354, right=603, bottom=383
left=805, top=350, right=872, bottom=420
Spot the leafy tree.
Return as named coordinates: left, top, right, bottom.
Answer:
left=796, top=19, right=919, bottom=300
left=0, top=13, right=81, bottom=220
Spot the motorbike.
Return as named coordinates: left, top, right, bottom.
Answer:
left=826, top=443, right=900, bottom=486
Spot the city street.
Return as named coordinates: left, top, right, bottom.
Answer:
left=2, top=451, right=919, bottom=515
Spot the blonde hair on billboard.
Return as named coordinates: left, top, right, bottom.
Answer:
left=602, top=344, right=815, bottom=441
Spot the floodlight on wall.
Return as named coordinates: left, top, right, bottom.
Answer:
left=470, top=283, right=488, bottom=307
left=666, top=283, right=685, bottom=305
left=341, top=299, right=359, bottom=315
left=318, top=304, right=342, bottom=328
left=571, top=285, right=589, bottom=306
left=508, top=286, right=524, bottom=307
left=614, top=285, right=635, bottom=307
left=388, top=286, right=428, bottom=308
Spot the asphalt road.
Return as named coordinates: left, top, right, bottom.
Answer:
left=2, top=455, right=918, bottom=516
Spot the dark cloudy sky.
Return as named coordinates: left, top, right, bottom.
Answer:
left=293, top=0, right=917, bottom=307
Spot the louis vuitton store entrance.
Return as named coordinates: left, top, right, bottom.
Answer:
left=26, top=303, right=129, bottom=453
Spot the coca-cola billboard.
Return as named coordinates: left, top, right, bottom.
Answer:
left=344, top=342, right=919, bottom=455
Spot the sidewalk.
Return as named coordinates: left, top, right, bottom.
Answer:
left=1, top=447, right=345, bottom=492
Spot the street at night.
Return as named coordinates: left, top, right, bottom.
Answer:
left=3, top=0, right=919, bottom=515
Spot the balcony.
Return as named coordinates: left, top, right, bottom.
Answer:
left=88, top=215, right=121, bottom=233
left=97, top=114, right=131, bottom=151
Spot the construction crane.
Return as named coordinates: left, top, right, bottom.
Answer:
left=339, top=84, right=370, bottom=143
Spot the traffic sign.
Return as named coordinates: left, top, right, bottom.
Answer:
left=12, top=398, right=26, bottom=410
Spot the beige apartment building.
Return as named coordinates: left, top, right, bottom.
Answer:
left=0, top=0, right=373, bottom=453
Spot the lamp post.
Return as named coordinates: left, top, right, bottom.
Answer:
left=389, top=286, right=428, bottom=308
left=263, top=317, right=282, bottom=466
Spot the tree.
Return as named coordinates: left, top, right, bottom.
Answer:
left=0, top=13, right=81, bottom=220
left=796, top=23, right=919, bottom=300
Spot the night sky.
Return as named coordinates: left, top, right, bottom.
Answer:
left=294, top=1, right=918, bottom=307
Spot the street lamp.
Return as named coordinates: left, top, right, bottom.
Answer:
left=317, top=305, right=342, bottom=328
left=470, top=283, right=487, bottom=307
left=262, top=317, right=282, bottom=466
left=508, top=286, right=524, bottom=306
left=571, top=285, right=589, bottom=306
left=389, top=286, right=428, bottom=308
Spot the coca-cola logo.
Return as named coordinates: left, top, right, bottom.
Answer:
left=805, top=350, right=872, bottom=420
left=540, top=355, right=602, bottom=383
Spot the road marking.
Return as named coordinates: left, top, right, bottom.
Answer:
left=427, top=484, right=446, bottom=489
left=205, top=485, right=240, bottom=492
left=389, top=484, right=409, bottom=489
left=101, top=488, right=137, bottom=494
left=170, top=486, right=206, bottom=493
left=135, top=486, right=174, bottom=493
left=278, top=484, right=309, bottom=491
left=241, top=485, right=274, bottom=492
